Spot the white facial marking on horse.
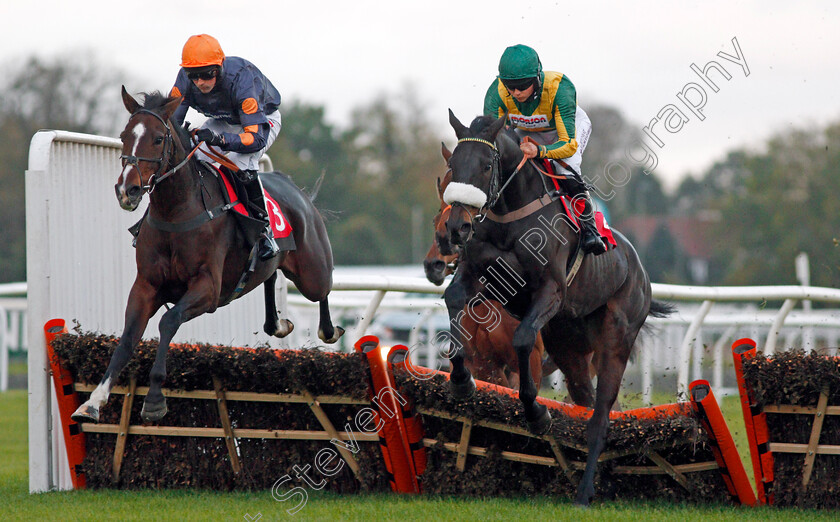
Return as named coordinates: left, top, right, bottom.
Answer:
left=131, top=122, right=145, bottom=156
left=118, top=122, right=146, bottom=195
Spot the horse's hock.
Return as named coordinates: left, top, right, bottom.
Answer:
left=47, top=319, right=753, bottom=504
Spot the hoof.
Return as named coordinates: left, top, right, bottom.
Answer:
left=269, top=318, right=294, bottom=338
left=527, top=406, right=552, bottom=435
left=449, top=375, right=476, bottom=400
left=71, top=404, right=99, bottom=424
left=141, top=398, right=168, bottom=422
left=318, top=325, right=345, bottom=344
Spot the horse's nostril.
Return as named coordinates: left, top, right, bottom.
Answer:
left=460, top=223, right=471, bottom=234
left=432, top=260, right=445, bottom=271
left=127, top=186, right=142, bottom=198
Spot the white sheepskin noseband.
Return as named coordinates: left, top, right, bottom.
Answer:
left=443, top=182, right=488, bottom=208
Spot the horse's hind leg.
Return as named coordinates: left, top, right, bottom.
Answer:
left=279, top=249, right=343, bottom=344
left=575, top=303, right=640, bottom=506
left=72, top=280, right=158, bottom=423
left=262, top=271, right=294, bottom=338
left=543, top=320, right=596, bottom=407
left=317, top=296, right=344, bottom=344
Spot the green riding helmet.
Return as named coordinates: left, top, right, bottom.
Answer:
left=498, top=44, right=543, bottom=80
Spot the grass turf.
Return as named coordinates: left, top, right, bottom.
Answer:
left=1, top=386, right=834, bottom=520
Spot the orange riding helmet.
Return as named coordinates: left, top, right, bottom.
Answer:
left=180, top=34, right=225, bottom=68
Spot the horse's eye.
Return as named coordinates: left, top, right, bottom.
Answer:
left=154, top=137, right=164, bottom=145
left=485, top=163, right=493, bottom=171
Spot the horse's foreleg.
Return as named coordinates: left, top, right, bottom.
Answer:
left=317, top=296, right=345, bottom=344
left=72, top=280, right=159, bottom=423
left=262, top=271, right=294, bottom=338
left=142, top=279, right=216, bottom=422
left=444, top=272, right=475, bottom=398
left=514, top=284, right=560, bottom=434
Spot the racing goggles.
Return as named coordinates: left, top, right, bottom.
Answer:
left=187, top=68, right=218, bottom=81
left=501, top=77, right=535, bottom=92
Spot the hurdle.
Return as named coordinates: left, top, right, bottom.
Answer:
left=733, top=338, right=840, bottom=508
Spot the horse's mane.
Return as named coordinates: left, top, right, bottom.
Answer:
left=468, top=115, right=518, bottom=143
left=139, top=90, right=192, bottom=146
left=468, top=115, right=497, bottom=134
left=139, top=90, right=170, bottom=111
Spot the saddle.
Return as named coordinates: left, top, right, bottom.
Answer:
left=216, top=164, right=296, bottom=252
left=558, top=195, right=617, bottom=249
left=538, top=158, right=616, bottom=250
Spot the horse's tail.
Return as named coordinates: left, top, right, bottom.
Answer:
left=307, top=170, right=327, bottom=202
left=304, top=169, right=341, bottom=222
left=648, top=299, right=676, bottom=319
left=634, top=299, right=676, bottom=359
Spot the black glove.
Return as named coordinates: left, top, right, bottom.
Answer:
left=196, top=128, right=225, bottom=147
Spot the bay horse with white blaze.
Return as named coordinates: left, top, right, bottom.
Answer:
left=442, top=110, right=672, bottom=505
left=72, top=87, right=343, bottom=424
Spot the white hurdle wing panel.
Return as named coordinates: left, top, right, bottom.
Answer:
left=26, top=131, right=279, bottom=492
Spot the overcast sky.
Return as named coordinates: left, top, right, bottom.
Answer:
left=3, top=1, right=839, bottom=189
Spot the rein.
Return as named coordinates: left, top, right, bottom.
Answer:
left=454, top=136, right=556, bottom=226
left=196, top=139, right=241, bottom=174
left=121, top=110, right=238, bottom=234
left=120, top=109, right=202, bottom=193
left=451, top=135, right=587, bottom=285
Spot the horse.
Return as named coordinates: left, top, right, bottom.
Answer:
left=441, top=110, right=672, bottom=505
left=72, top=87, right=344, bottom=424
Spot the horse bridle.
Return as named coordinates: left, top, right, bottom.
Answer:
left=456, top=137, right=502, bottom=213
left=120, top=109, right=196, bottom=193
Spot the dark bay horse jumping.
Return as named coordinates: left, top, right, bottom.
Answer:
left=442, top=110, right=672, bottom=505
left=72, top=87, right=344, bottom=424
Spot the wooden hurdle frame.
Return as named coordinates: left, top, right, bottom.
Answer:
left=46, top=320, right=386, bottom=488
left=733, top=338, right=840, bottom=506
left=385, top=346, right=756, bottom=505
left=72, top=382, right=377, bottom=483
left=46, top=320, right=755, bottom=504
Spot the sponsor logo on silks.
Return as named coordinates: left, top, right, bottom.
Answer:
left=509, top=114, right=549, bottom=129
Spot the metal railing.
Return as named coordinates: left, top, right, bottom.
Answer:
left=282, top=275, right=840, bottom=402
left=8, top=276, right=840, bottom=401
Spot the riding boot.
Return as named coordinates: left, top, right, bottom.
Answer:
left=575, top=191, right=608, bottom=256
left=237, top=169, right=280, bottom=260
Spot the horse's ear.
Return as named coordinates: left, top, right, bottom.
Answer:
left=121, top=85, right=140, bottom=114
left=448, top=109, right=469, bottom=140
left=441, top=141, right=452, bottom=163
left=161, top=95, right=184, bottom=122
left=436, top=177, right=443, bottom=199
left=486, top=111, right=508, bottom=141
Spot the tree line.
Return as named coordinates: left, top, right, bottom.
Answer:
left=1, top=53, right=837, bottom=288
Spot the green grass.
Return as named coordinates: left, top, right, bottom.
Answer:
left=1, top=388, right=835, bottom=521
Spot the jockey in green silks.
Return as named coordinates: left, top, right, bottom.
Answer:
left=484, top=44, right=606, bottom=256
